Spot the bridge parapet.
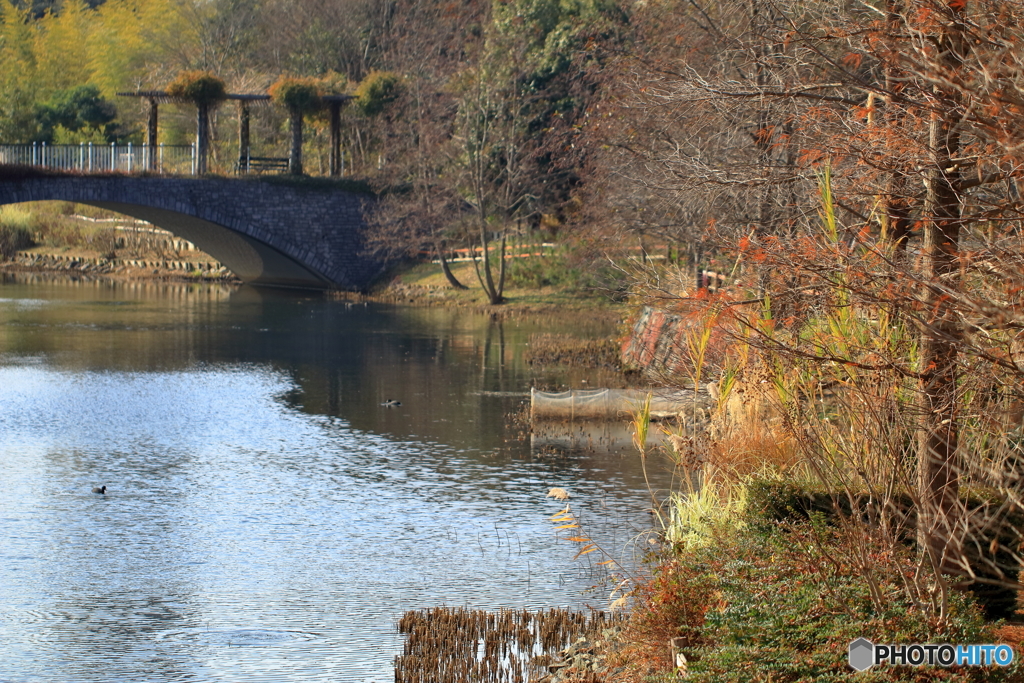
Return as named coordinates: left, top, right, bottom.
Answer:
left=0, top=143, right=197, bottom=175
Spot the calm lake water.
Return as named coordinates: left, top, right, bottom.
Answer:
left=0, top=275, right=669, bottom=682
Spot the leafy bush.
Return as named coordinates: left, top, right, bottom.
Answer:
left=0, top=224, right=33, bottom=258
left=504, top=249, right=626, bottom=294
left=317, top=70, right=349, bottom=96
left=269, top=76, right=323, bottom=113
left=505, top=253, right=579, bottom=288
left=0, top=205, right=34, bottom=232
left=741, top=479, right=1023, bottom=621
left=52, top=124, right=109, bottom=145
left=5, top=204, right=88, bottom=250
left=611, top=558, right=718, bottom=672
left=743, top=479, right=859, bottom=525
left=0, top=205, right=36, bottom=257
left=33, top=85, right=118, bottom=143
left=355, top=71, right=402, bottom=116
left=166, top=71, right=227, bottom=106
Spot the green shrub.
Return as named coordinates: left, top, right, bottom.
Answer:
left=33, top=85, right=118, bottom=143
left=505, top=253, right=579, bottom=288
left=0, top=205, right=34, bottom=231
left=269, top=76, right=323, bottom=113
left=506, top=249, right=625, bottom=291
left=0, top=205, right=35, bottom=258
left=0, top=223, right=33, bottom=258
left=166, top=71, right=227, bottom=106
left=52, top=124, right=108, bottom=145
left=355, top=71, right=402, bottom=116
left=744, top=479, right=854, bottom=524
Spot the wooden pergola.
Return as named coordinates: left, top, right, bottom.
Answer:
left=117, top=90, right=352, bottom=176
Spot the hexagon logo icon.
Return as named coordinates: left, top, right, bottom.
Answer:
left=849, top=638, right=875, bottom=671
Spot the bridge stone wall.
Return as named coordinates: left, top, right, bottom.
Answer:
left=0, top=174, right=383, bottom=290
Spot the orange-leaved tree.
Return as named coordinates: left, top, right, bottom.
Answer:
left=590, top=0, right=1024, bottom=619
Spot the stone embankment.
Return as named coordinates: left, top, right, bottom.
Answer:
left=5, top=251, right=237, bottom=281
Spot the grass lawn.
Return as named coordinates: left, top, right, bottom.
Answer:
left=381, top=259, right=627, bottom=312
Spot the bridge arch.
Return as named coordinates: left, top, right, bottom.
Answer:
left=0, top=174, right=381, bottom=290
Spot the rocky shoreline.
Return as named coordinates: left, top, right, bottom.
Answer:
left=1, top=251, right=240, bottom=284
left=536, top=628, right=632, bottom=683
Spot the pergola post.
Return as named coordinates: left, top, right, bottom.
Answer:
left=288, top=108, right=303, bottom=176
left=146, top=97, right=158, bottom=172
left=195, top=103, right=209, bottom=175
left=329, top=100, right=342, bottom=177
left=237, top=100, right=250, bottom=173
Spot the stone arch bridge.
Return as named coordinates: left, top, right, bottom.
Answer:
left=0, top=173, right=382, bottom=290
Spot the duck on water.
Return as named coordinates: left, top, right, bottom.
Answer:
left=92, top=485, right=106, bottom=494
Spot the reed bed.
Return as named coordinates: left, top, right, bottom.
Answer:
left=395, top=606, right=621, bottom=683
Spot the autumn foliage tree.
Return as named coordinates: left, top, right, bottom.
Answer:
left=591, top=0, right=1024, bottom=618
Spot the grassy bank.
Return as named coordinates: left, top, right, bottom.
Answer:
left=604, top=485, right=1021, bottom=682
left=551, top=285, right=1024, bottom=682
left=362, top=257, right=628, bottom=315
left=552, top=453, right=1024, bottom=682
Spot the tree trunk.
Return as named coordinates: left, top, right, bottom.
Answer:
left=437, top=244, right=468, bottom=289
left=916, top=1, right=967, bottom=586
left=917, top=169, right=964, bottom=581
left=471, top=216, right=505, bottom=304
left=496, top=236, right=507, bottom=297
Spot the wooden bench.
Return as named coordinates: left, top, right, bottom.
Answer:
left=237, top=156, right=290, bottom=174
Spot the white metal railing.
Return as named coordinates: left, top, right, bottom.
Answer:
left=0, top=142, right=197, bottom=175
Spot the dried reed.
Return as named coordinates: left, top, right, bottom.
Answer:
left=394, top=606, right=623, bottom=683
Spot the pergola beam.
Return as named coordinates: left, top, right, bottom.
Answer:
left=118, top=91, right=352, bottom=176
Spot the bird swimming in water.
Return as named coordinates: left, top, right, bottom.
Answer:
left=92, top=485, right=106, bottom=494
left=381, top=399, right=402, bottom=407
